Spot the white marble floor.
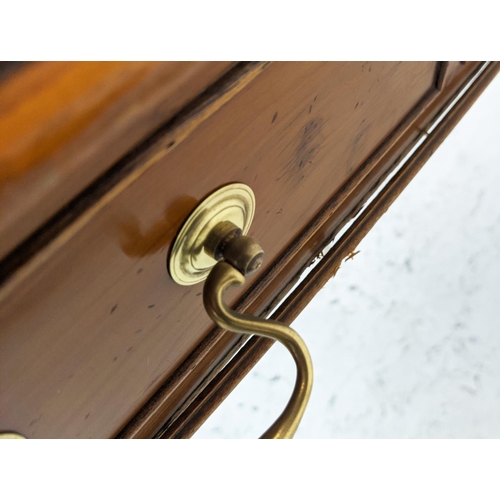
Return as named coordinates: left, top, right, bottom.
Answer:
left=194, top=73, right=500, bottom=439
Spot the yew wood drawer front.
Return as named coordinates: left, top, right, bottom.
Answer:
left=0, top=62, right=439, bottom=438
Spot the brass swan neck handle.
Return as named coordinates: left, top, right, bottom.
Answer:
left=168, top=183, right=313, bottom=439
left=204, top=261, right=312, bottom=439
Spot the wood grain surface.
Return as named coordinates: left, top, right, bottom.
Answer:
left=442, top=62, right=479, bottom=90
left=157, top=62, right=500, bottom=439
left=123, top=61, right=488, bottom=439
left=0, top=62, right=438, bottom=438
left=0, top=61, right=234, bottom=259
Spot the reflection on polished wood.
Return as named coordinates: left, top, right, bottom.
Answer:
left=2, top=62, right=484, bottom=439
left=119, top=196, right=198, bottom=258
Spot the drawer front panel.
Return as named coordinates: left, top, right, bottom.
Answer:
left=0, top=62, right=437, bottom=438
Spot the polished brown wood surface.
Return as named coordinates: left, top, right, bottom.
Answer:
left=123, top=61, right=492, bottom=438
left=0, top=61, right=234, bottom=259
left=0, top=62, right=440, bottom=438
left=441, top=62, right=479, bottom=90
left=157, top=62, right=500, bottom=439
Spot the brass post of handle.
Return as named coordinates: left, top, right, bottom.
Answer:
left=168, top=183, right=313, bottom=439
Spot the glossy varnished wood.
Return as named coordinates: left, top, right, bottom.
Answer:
left=0, top=61, right=234, bottom=259
left=0, top=62, right=438, bottom=438
left=442, top=62, right=480, bottom=90
left=123, top=62, right=489, bottom=438
left=158, top=62, right=500, bottom=438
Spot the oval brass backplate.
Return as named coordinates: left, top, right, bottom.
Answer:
left=0, top=432, right=25, bottom=439
left=168, top=183, right=255, bottom=285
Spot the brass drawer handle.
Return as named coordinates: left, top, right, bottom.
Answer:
left=169, top=183, right=313, bottom=438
